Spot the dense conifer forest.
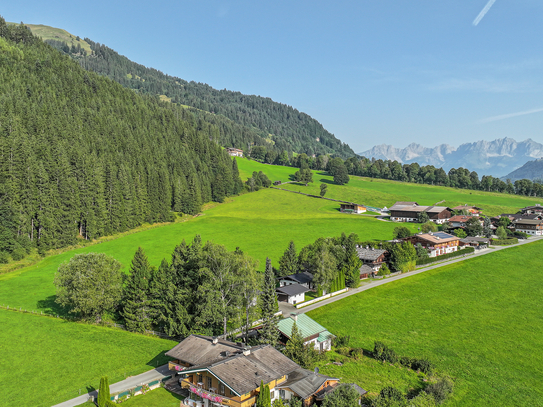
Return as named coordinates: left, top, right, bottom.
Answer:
left=0, top=19, right=243, bottom=259
left=44, top=35, right=355, bottom=158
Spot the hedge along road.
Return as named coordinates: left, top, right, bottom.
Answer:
left=290, top=236, right=543, bottom=315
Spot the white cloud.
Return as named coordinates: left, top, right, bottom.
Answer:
left=479, top=106, right=543, bottom=123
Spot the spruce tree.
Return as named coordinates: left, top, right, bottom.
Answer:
left=278, top=240, right=298, bottom=277
left=259, top=258, right=279, bottom=346
left=122, top=247, right=152, bottom=333
left=283, top=321, right=305, bottom=365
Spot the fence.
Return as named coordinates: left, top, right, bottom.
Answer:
left=415, top=247, right=475, bottom=266
left=295, top=288, right=348, bottom=309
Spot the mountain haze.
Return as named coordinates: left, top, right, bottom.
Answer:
left=502, top=158, right=543, bottom=182
left=360, top=138, right=543, bottom=177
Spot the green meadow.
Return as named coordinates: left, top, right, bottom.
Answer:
left=0, top=309, right=176, bottom=407
left=236, top=158, right=539, bottom=216
left=0, top=188, right=416, bottom=313
left=308, top=240, right=543, bottom=406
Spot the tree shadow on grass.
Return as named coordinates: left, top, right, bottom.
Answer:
left=36, top=295, right=70, bottom=317
left=147, top=349, right=173, bottom=369
left=319, top=178, right=338, bottom=185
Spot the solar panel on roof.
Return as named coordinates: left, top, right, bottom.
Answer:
left=433, top=232, right=453, bottom=239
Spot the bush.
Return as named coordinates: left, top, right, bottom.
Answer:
left=0, top=251, right=9, bottom=264
left=411, top=358, right=434, bottom=375
left=491, top=238, right=518, bottom=246
left=512, top=231, right=529, bottom=239
left=337, top=346, right=351, bottom=357
left=416, top=247, right=475, bottom=266
left=373, top=341, right=398, bottom=364
left=11, top=247, right=27, bottom=261
left=425, top=377, right=453, bottom=404
left=350, top=347, right=364, bottom=360
left=377, top=263, right=390, bottom=276
left=333, top=335, right=351, bottom=348
left=400, top=356, right=414, bottom=368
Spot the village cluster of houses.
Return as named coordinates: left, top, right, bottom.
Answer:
left=164, top=312, right=359, bottom=407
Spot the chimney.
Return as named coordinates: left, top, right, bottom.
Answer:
left=212, top=336, right=218, bottom=345
left=290, top=312, right=298, bottom=322
left=243, top=347, right=251, bottom=356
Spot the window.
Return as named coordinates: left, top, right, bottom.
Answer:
left=279, top=390, right=286, bottom=398
left=207, top=376, right=213, bottom=390
left=219, top=383, right=225, bottom=395
left=197, top=374, right=203, bottom=384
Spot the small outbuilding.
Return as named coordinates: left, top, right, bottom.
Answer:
left=276, top=284, right=309, bottom=305
left=278, top=271, right=314, bottom=289
left=277, top=313, right=335, bottom=352
left=340, top=203, right=366, bottom=214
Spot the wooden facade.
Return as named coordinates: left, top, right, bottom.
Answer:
left=340, top=203, right=366, bottom=214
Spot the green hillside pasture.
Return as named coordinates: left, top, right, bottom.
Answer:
left=236, top=159, right=539, bottom=216
left=0, top=310, right=175, bottom=407
left=10, top=23, right=93, bottom=53
left=307, top=241, right=543, bottom=406
left=0, top=188, right=416, bottom=313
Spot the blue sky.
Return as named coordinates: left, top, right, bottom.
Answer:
left=3, top=1, right=543, bottom=152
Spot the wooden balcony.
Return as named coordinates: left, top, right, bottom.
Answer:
left=179, top=379, right=256, bottom=407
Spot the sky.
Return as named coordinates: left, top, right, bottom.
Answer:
left=3, top=1, right=543, bottom=152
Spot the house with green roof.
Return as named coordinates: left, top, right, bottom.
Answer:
left=277, top=313, right=335, bottom=353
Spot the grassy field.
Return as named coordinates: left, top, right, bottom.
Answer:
left=0, top=310, right=176, bottom=407
left=8, top=22, right=93, bottom=53
left=78, top=388, right=184, bottom=407
left=237, top=159, right=540, bottom=216
left=307, top=240, right=543, bottom=406
left=0, top=188, right=416, bottom=313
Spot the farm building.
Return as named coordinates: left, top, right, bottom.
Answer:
left=278, top=271, right=314, bottom=289
left=276, top=284, right=309, bottom=305
left=513, top=219, right=543, bottom=236
left=452, top=205, right=483, bottom=215
left=520, top=204, right=543, bottom=215
left=165, top=334, right=345, bottom=407
left=448, top=215, right=474, bottom=228
left=460, top=237, right=490, bottom=248
left=356, top=247, right=388, bottom=272
left=340, top=203, right=366, bottom=214
left=277, top=313, right=335, bottom=353
left=389, top=202, right=452, bottom=224
left=226, top=147, right=243, bottom=157
left=404, top=232, right=460, bottom=257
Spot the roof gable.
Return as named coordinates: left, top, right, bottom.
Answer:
left=277, top=314, right=331, bottom=340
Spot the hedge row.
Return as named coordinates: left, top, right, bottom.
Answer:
left=416, top=247, right=475, bottom=266
left=491, top=238, right=518, bottom=246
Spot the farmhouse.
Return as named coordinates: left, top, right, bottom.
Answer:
left=276, top=284, right=309, bottom=305
left=359, top=264, right=375, bottom=279
left=513, top=219, right=543, bottom=236
left=452, top=205, right=482, bottom=216
left=226, top=147, right=243, bottom=157
left=278, top=272, right=314, bottom=289
left=166, top=335, right=342, bottom=407
left=404, top=232, right=460, bottom=257
left=520, top=204, right=543, bottom=215
left=389, top=202, right=452, bottom=224
left=277, top=313, right=335, bottom=353
left=448, top=215, right=473, bottom=228
left=340, top=203, right=366, bottom=214
left=356, top=247, right=387, bottom=271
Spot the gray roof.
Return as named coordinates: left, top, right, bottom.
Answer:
left=276, top=284, right=309, bottom=296
left=394, top=201, right=419, bottom=206
left=165, top=335, right=244, bottom=366
left=460, top=237, right=491, bottom=243
left=280, top=272, right=313, bottom=285
left=277, top=368, right=338, bottom=399
left=182, top=344, right=301, bottom=396
left=389, top=203, right=450, bottom=214
left=356, top=247, right=386, bottom=261
left=359, top=264, right=374, bottom=274
left=315, top=383, right=367, bottom=401
left=514, top=219, right=543, bottom=225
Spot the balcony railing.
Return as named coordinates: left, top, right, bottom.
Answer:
left=179, top=379, right=256, bottom=407
left=168, top=361, right=187, bottom=372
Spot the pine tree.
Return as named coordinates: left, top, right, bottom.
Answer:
left=259, top=258, right=279, bottom=346
left=278, top=240, right=298, bottom=277
left=97, top=376, right=110, bottom=407
left=122, top=247, right=152, bottom=333
left=231, top=158, right=244, bottom=195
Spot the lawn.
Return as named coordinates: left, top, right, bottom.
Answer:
left=0, top=310, right=176, bottom=407
left=237, top=158, right=540, bottom=216
left=307, top=240, right=543, bottom=406
left=0, top=188, right=417, bottom=313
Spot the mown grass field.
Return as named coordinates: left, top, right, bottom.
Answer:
left=237, top=158, right=539, bottom=216
left=0, top=310, right=176, bottom=407
left=308, top=240, right=543, bottom=406
left=0, top=188, right=416, bottom=313
left=78, top=388, right=184, bottom=407
left=9, top=23, right=93, bottom=53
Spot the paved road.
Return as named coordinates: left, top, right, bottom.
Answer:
left=52, top=364, right=171, bottom=407
left=291, top=236, right=543, bottom=315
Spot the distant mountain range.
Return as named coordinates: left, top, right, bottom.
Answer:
left=502, top=158, right=543, bottom=181
left=359, top=138, right=543, bottom=178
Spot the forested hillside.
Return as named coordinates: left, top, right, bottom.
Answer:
left=0, top=20, right=243, bottom=259
left=42, top=32, right=354, bottom=157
